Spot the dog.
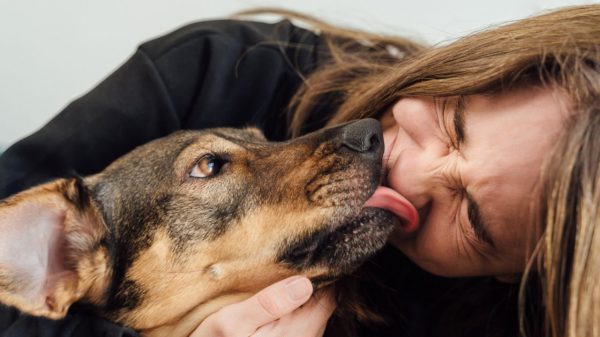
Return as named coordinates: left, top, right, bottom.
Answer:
left=0, top=118, right=397, bottom=337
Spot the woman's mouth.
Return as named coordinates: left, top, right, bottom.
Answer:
left=363, top=186, right=419, bottom=234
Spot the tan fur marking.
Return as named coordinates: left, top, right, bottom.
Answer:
left=121, top=203, right=335, bottom=335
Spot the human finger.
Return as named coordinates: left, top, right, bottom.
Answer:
left=190, top=276, right=313, bottom=337
left=251, top=287, right=337, bottom=337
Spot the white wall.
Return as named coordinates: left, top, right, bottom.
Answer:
left=0, top=0, right=596, bottom=148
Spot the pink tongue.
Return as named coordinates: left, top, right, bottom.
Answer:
left=364, top=186, right=419, bottom=232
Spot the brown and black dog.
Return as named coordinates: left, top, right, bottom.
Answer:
left=0, top=119, right=397, bottom=337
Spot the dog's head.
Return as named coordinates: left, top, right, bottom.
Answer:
left=0, top=119, right=397, bottom=334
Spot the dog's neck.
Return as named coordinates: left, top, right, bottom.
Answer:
left=139, top=292, right=253, bottom=337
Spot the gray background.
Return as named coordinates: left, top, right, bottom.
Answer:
left=0, top=0, right=597, bottom=149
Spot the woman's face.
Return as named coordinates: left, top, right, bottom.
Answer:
left=377, top=86, right=568, bottom=279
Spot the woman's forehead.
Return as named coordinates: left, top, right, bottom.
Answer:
left=465, top=86, right=567, bottom=138
left=461, top=86, right=569, bottom=252
left=462, top=86, right=568, bottom=178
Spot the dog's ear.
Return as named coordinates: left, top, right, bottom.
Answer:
left=0, top=178, right=109, bottom=319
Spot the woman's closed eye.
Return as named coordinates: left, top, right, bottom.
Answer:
left=462, top=191, right=497, bottom=252
left=441, top=165, right=496, bottom=252
left=436, top=97, right=497, bottom=252
left=438, top=164, right=489, bottom=253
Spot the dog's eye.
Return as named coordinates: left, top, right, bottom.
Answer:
left=190, top=155, right=224, bottom=178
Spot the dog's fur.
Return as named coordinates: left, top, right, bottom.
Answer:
left=0, top=119, right=396, bottom=337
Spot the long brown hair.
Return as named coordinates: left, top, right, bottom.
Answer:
left=238, top=5, right=600, bottom=337
left=537, top=72, right=600, bottom=336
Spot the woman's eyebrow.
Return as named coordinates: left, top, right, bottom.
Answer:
left=465, top=192, right=496, bottom=248
left=454, top=96, right=466, bottom=145
left=453, top=98, right=494, bottom=248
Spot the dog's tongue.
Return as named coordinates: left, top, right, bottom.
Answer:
left=364, top=186, right=419, bottom=233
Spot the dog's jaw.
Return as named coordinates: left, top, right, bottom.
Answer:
left=140, top=292, right=252, bottom=337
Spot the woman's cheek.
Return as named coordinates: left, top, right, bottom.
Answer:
left=411, top=224, right=452, bottom=274
left=394, top=206, right=469, bottom=277
left=393, top=238, right=454, bottom=276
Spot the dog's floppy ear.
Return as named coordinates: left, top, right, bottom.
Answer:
left=0, top=178, right=109, bottom=319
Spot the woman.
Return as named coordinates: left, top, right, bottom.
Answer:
left=0, top=5, right=598, bottom=337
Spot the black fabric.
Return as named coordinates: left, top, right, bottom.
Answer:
left=0, top=306, right=137, bottom=337
left=0, top=19, right=519, bottom=337
left=342, top=247, right=519, bottom=337
left=0, top=19, right=322, bottom=199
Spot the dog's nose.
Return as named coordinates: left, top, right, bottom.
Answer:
left=339, top=118, right=383, bottom=154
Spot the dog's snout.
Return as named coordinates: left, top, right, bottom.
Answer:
left=339, top=119, right=383, bottom=154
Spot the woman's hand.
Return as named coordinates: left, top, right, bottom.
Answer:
left=190, top=276, right=337, bottom=337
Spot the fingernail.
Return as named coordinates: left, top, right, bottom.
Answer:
left=285, top=277, right=313, bottom=301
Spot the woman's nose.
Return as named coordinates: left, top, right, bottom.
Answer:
left=387, top=136, right=449, bottom=212
left=392, top=163, right=431, bottom=210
